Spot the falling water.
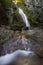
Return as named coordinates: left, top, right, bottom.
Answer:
left=21, top=35, right=29, bottom=50
left=0, top=32, right=42, bottom=65
left=18, top=8, right=30, bottom=29
left=0, top=50, right=34, bottom=65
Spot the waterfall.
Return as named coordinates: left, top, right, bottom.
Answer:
left=0, top=50, right=34, bottom=65
left=18, top=8, right=30, bottom=29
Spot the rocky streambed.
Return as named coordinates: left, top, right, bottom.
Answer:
left=0, top=27, right=43, bottom=65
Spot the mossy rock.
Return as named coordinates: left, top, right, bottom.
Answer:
left=0, top=26, right=14, bottom=44
left=31, top=29, right=43, bottom=57
left=11, top=10, right=25, bottom=30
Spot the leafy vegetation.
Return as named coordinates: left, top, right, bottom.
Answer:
left=0, top=0, right=12, bottom=8
left=0, top=0, right=43, bottom=28
left=0, top=0, right=13, bottom=25
left=34, top=7, right=43, bottom=28
left=17, top=1, right=43, bottom=28
left=11, top=10, right=25, bottom=30
left=17, top=2, right=37, bottom=27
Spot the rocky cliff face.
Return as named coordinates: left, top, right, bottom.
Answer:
left=23, top=0, right=43, bottom=5
left=23, top=0, right=43, bottom=8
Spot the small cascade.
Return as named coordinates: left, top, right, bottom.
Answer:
left=0, top=50, right=34, bottom=65
left=0, top=32, right=42, bottom=65
left=21, top=35, right=28, bottom=50
left=21, top=34, right=31, bottom=50
left=18, top=8, right=30, bottom=29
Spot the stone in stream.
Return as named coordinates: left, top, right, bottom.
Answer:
left=0, top=45, right=3, bottom=56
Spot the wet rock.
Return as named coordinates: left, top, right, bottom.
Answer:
left=30, top=29, right=43, bottom=57
left=15, top=56, right=40, bottom=65
left=0, top=45, right=3, bottom=56
left=0, top=29, right=43, bottom=58
left=0, top=27, right=14, bottom=44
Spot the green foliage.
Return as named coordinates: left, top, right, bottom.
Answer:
left=0, top=0, right=13, bottom=25
left=34, top=7, right=43, bottom=28
left=17, top=2, right=37, bottom=27
left=0, top=1, right=8, bottom=25
left=31, top=0, right=35, bottom=5
left=11, top=10, right=25, bottom=30
left=0, top=0, right=12, bottom=8
left=17, top=2, right=43, bottom=27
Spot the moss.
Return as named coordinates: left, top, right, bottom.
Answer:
left=0, top=0, right=12, bottom=8
left=17, top=2, right=37, bottom=27
left=11, top=10, right=25, bottom=30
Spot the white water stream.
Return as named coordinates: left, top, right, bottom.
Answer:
left=18, top=8, right=30, bottom=28
left=0, top=50, right=34, bottom=65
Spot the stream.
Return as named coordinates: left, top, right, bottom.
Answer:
left=0, top=30, right=43, bottom=65
left=0, top=7, right=43, bottom=65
